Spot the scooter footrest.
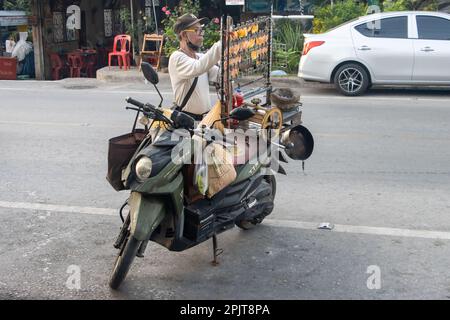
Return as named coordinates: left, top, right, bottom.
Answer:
left=183, top=207, right=214, bottom=242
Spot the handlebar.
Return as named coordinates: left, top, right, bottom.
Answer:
left=125, top=97, right=146, bottom=109
left=125, top=97, right=290, bottom=150
left=126, top=96, right=194, bottom=130
left=126, top=106, right=142, bottom=113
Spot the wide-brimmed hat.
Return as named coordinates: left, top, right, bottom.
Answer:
left=174, top=13, right=209, bottom=35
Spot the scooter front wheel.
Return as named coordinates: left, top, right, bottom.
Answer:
left=109, top=236, right=142, bottom=290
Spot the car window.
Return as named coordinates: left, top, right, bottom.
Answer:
left=325, top=17, right=360, bottom=33
left=355, top=16, right=408, bottom=39
left=416, top=15, right=450, bottom=40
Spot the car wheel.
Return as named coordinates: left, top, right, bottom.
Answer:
left=334, top=64, right=370, bottom=96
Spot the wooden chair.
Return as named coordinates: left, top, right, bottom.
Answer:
left=139, top=34, right=164, bottom=71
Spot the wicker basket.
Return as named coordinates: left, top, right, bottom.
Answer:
left=270, top=88, right=300, bottom=112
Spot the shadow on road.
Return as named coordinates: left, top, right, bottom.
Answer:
left=300, top=85, right=450, bottom=98
left=367, top=86, right=450, bottom=97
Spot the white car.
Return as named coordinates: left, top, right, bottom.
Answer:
left=298, top=11, right=450, bottom=96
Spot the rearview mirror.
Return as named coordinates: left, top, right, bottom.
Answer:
left=229, top=107, right=255, bottom=121
left=141, top=62, right=159, bottom=85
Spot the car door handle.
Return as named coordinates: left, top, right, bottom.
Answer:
left=358, top=46, right=371, bottom=51
left=420, top=47, right=434, bottom=52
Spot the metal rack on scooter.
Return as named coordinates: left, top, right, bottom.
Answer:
left=220, top=13, right=274, bottom=124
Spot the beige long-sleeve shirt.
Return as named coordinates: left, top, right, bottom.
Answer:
left=168, top=41, right=221, bottom=115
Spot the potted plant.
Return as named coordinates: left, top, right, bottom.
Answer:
left=160, top=1, right=200, bottom=70
left=119, top=7, right=155, bottom=66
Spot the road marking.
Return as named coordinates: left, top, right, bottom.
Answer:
left=0, top=87, right=216, bottom=96
left=1, top=200, right=450, bottom=241
left=0, top=201, right=116, bottom=216
left=0, top=87, right=175, bottom=95
left=1, top=86, right=449, bottom=102
left=263, top=220, right=450, bottom=241
left=301, top=95, right=450, bottom=103
left=0, top=120, right=130, bottom=128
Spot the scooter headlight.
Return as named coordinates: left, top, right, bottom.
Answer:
left=135, top=156, right=153, bottom=181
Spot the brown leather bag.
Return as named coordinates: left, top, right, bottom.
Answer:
left=107, top=111, right=148, bottom=191
left=183, top=164, right=205, bottom=204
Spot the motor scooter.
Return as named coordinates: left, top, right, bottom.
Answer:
left=108, top=63, right=314, bottom=289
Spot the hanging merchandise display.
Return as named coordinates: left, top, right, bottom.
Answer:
left=217, top=9, right=315, bottom=159
left=226, top=16, right=271, bottom=82
left=219, top=13, right=288, bottom=137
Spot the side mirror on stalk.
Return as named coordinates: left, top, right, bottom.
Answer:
left=141, top=62, right=159, bottom=85
left=141, top=62, right=163, bottom=107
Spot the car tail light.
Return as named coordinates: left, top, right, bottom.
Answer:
left=302, top=41, right=325, bottom=55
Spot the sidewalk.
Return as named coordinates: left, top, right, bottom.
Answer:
left=96, top=66, right=333, bottom=89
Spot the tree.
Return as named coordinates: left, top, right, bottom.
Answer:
left=3, top=0, right=30, bottom=13
left=382, top=0, right=438, bottom=11
left=161, top=0, right=202, bottom=57
left=161, top=0, right=220, bottom=56
left=312, top=0, right=367, bottom=34
left=119, top=7, right=155, bottom=56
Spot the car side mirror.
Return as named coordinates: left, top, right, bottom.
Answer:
left=141, top=62, right=159, bottom=85
left=229, top=107, right=255, bottom=121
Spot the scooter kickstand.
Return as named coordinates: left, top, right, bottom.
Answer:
left=211, top=235, right=223, bottom=267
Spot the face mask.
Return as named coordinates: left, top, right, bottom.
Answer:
left=187, top=40, right=200, bottom=52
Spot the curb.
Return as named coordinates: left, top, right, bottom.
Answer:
left=95, top=66, right=333, bottom=89
left=59, top=78, right=100, bottom=89
left=96, top=66, right=147, bottom=83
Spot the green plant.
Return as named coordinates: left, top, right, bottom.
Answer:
left=382, top=0, right=438, bottom=11
left=312, top=0, right=367, bottom=34
left=275, top=19, right=304, bottom=52
left=119, top=8, right=136, bottom=53
left=273, top=19, right=304, bottom=74
left=119, top=7, right=155, bottom=56
left=161, top=0, right=201, bottom=57
left=273, top=48, right=303, bottom=74
left=3, top=0, right=31, bottom=14
left=203, top=18, right=221, bottom=50
left=161, top=0, right=220, bottom=57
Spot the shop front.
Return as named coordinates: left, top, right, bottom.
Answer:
left=30, top=0, right=163, bottom=80
left=0, top=10, right=32, bottom=80
left=26, top=0, right=311, bottom=80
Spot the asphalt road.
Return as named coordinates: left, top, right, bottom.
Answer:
left=0, top=79, right=449, bottom=300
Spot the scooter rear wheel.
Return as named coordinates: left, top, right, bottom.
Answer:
left=236, top=175, right=277, bottom=230
left=236, top=220, right=258, bottom=230
left=109, top=236, right=142, bottom=290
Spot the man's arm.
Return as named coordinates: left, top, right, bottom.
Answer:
left=174, top=41, right=222, bottom=79
left=208, top=64, right=220, bottom=85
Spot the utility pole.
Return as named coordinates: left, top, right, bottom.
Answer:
left=130, top=0, right=136, bottom=63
